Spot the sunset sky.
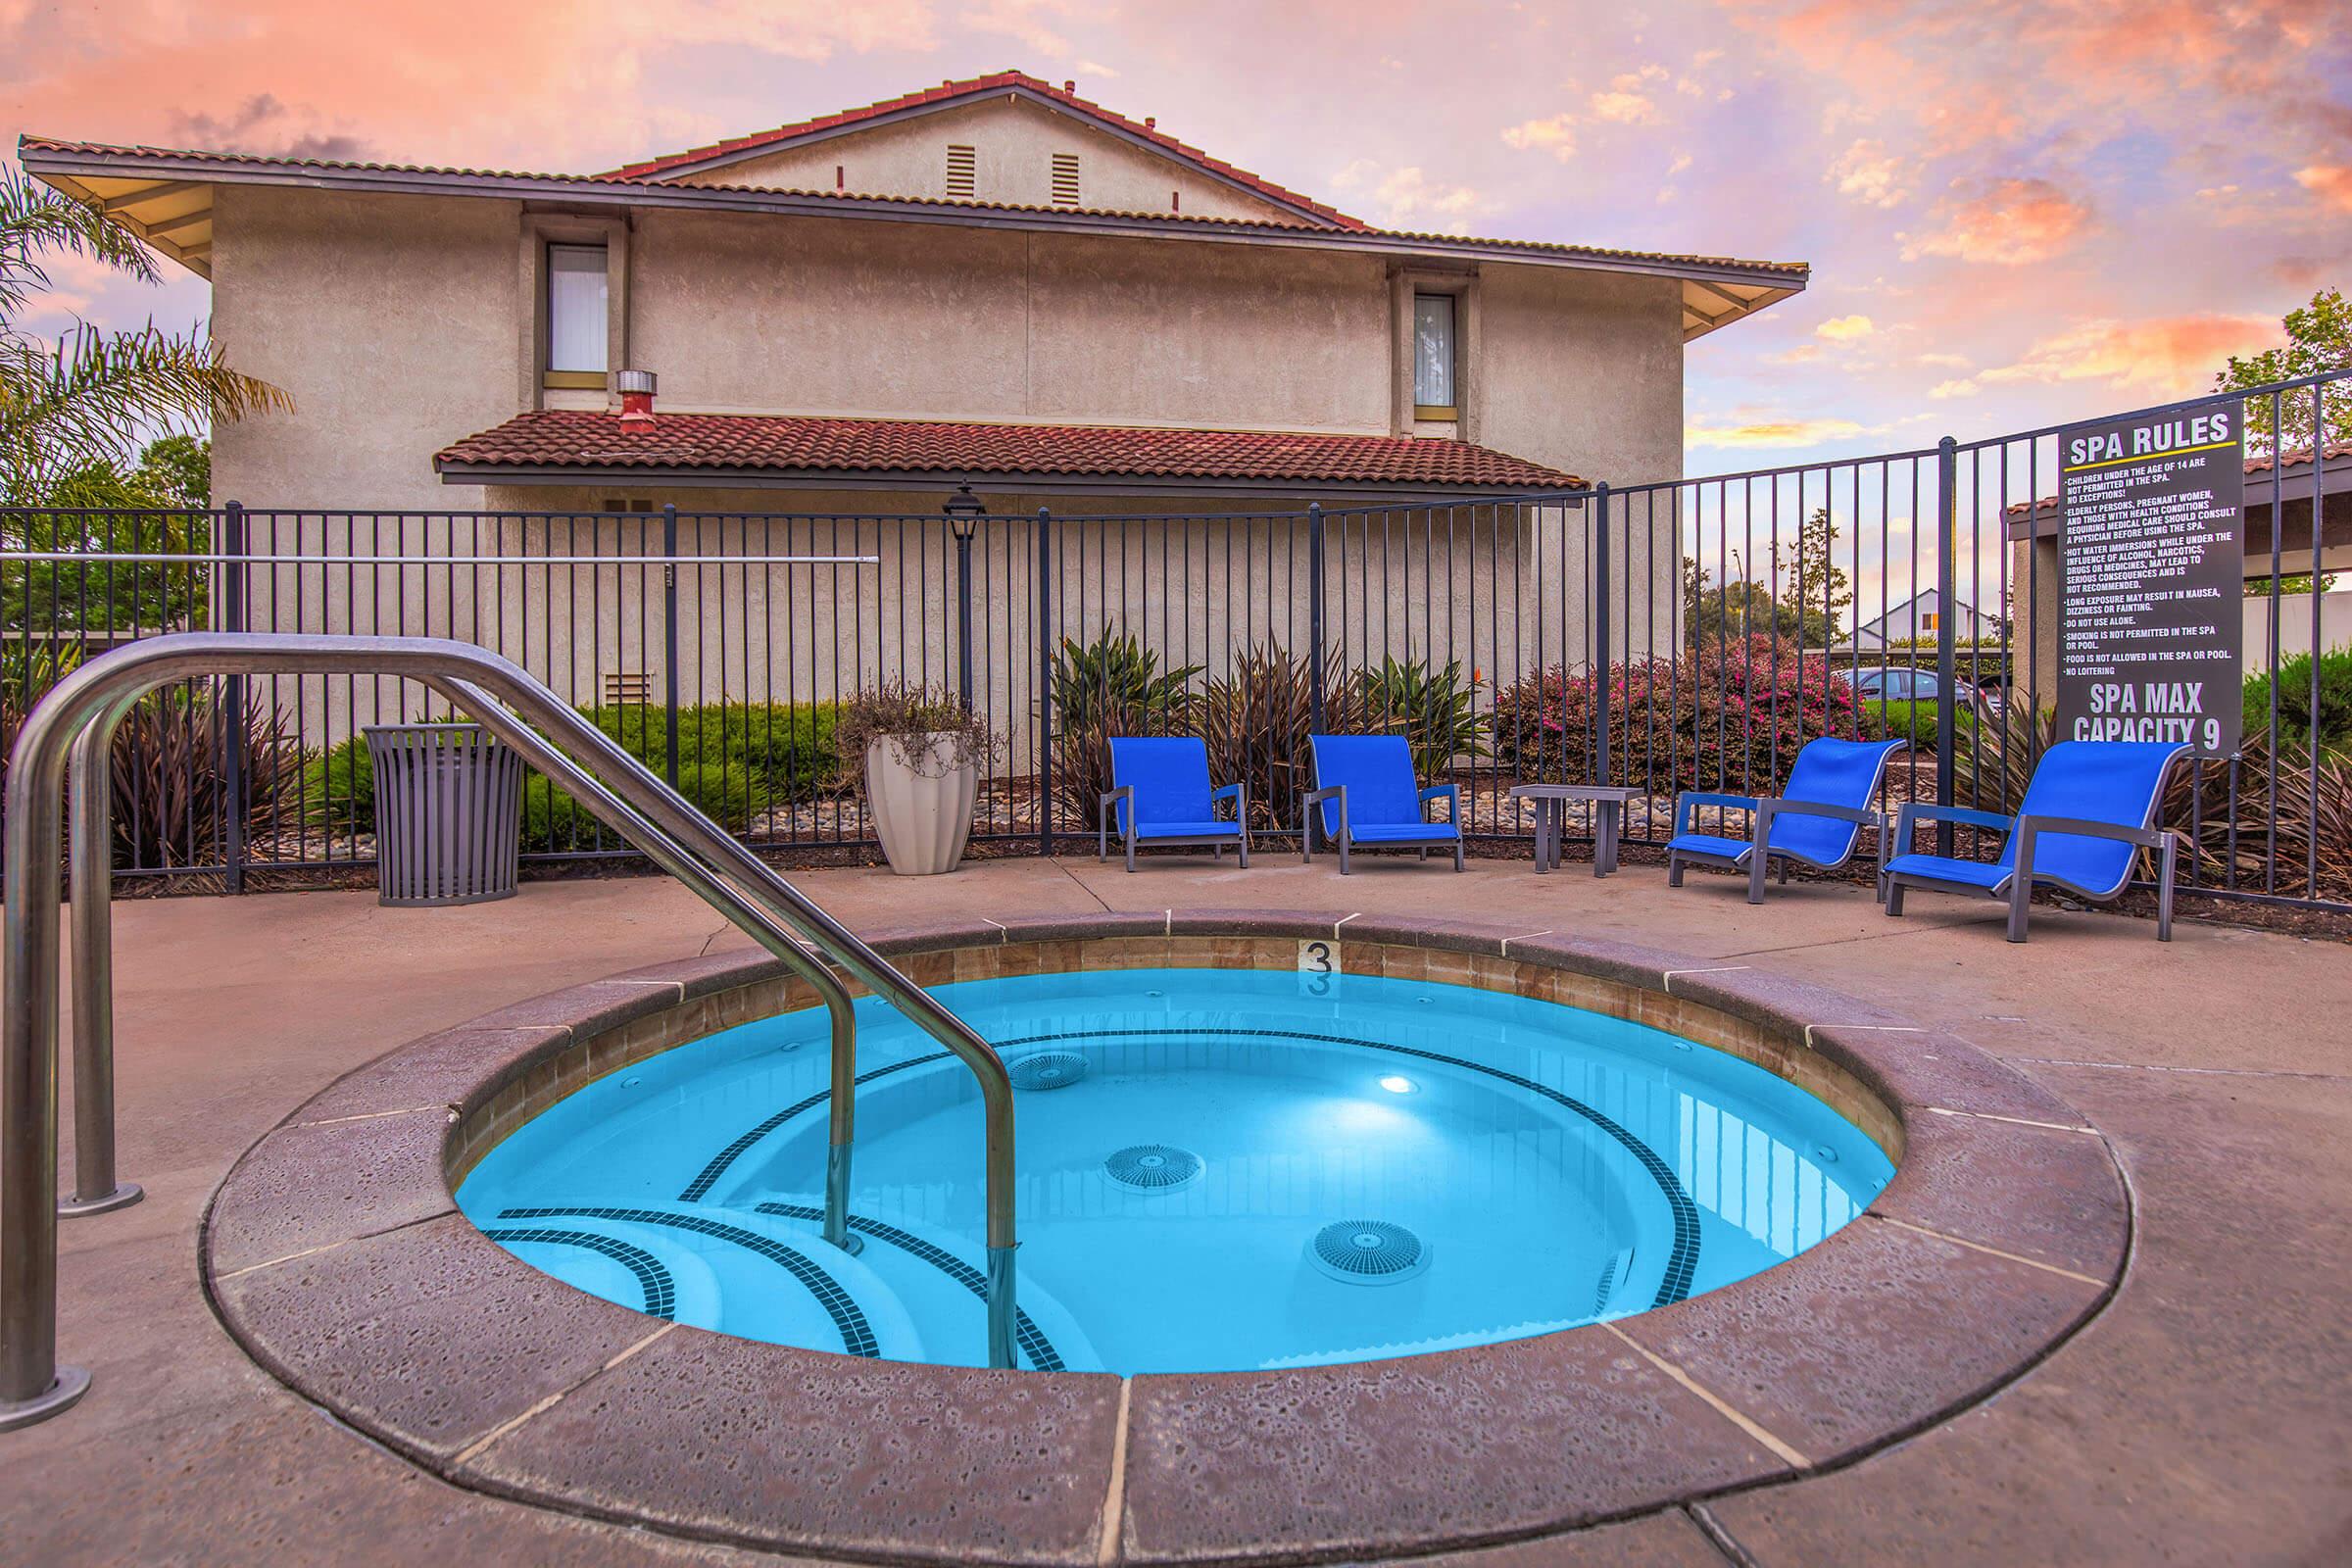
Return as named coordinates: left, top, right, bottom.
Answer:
left=5, top=0, right=2347, bottom=479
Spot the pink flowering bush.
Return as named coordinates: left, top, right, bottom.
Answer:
left=1492, top=634, right=1860, bottom=795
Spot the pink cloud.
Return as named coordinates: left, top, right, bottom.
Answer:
left=1903, top=177, right=2093, bottom=266
left=1977, top=315, right=2283, bottom=396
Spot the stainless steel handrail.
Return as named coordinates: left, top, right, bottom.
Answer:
left=4, top=635, right=1019, bottom=1430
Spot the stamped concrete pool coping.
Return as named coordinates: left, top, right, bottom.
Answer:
left=199, top=908, right=2132, bottom=1567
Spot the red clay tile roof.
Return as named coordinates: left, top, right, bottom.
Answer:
left=2004, top=442, right=2351, bottom=515
left=599, top=71, right=1369, bottom=230
left=434, top=411, right=1583, bottom=492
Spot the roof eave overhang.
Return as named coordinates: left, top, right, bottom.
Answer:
left=19, top=143, right=1806, bottom=318
left=29, top=167, right=217, bottom=277
left=434, top=461, right=1589, bottom=505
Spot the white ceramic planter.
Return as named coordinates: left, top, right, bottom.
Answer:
left=864, top=733, right=977, bottom=876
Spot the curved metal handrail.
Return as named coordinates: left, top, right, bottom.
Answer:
left=4, top=634, right=1018, bottom=1429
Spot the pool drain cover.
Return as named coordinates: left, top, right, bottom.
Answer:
left=1309, top=1220, right=1428, bottom=1284
left=1010, top=1052, right=1089, bottom=1091
left=1103, top=1144, right=1202, bottom=1191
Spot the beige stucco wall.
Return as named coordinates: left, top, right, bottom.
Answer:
left=203, top=181, right=1691, bottom=754
left=629, top=212, right=1393, bottom=433
left=210, top=184, right=514, bottom=513
left=667, top=95, right=1294, bottom=222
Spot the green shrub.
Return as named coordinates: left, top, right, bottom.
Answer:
left=2242, top=648, right=2352, bottom=757
left=518, top=761, right=771, bottom=852
left=584, top=702, right=842, bottom=797
left=1353, top=655, right=1489, bottom=777
left=300, top=735, right=374, bottom=830
left=303, top=701, right=821, bottom=840
left=1859, top=700, right=1977, bottom=752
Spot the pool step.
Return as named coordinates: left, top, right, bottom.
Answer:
left=750, top=1196, right=1102, bottom=1372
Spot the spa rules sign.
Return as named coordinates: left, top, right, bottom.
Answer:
left=2057, top=408, right=2244, bottom=757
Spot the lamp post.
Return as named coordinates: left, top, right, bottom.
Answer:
left=943, top=484, right=986, bottom=711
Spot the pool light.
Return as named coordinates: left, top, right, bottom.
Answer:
left=1377, top=1074, right=1418, bottom=1095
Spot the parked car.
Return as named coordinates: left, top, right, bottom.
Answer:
left=1853, top=666, right=2003, bottom=715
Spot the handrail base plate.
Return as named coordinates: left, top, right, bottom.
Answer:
left=0, top=1365, right=90, bottom=1432
left=58, top=1183, right=145, bottom=1218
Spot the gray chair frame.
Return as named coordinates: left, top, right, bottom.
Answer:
left=1665, top=791, right=1886, bottom=906
left=1097, top=782, right=1250, bottom=872
left=1883, top=802, right=2180, bottom=943
left=1299, top=783, right=1465, bottom=875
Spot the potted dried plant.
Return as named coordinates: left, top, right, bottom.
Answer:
left=836, top=683, right=1000, bottom=875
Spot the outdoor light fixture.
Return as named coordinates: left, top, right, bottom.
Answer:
left=942, top=484, right=987, bottom=710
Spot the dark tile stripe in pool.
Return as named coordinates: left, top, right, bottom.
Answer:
left=497, top=1206, right=878, bottom=1357
left=685, top=1027, right=1701, bottom=1308
left=755, top=1202, right=1067, bottom=1372
left=676, top=1053, right=951, bottom=1202
left=481, top=1227, right=678, bottom=1320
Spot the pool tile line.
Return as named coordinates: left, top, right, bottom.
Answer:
left=481, top=1228, right=678, bottom=1320
left=498, top=1205, right=879, bottom=1356
left=1863, top=1213, right=2109, bottom=1288
left=754, top=1201, right=1066, bottom=1371
left=1599, top=1321, right=1812, bottom=1471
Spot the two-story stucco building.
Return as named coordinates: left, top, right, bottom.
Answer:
left=23, top=72, right=1803, bottom=737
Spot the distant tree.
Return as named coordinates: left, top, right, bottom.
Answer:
left=2, top=438, right=211, bottom=634
left=1782, top=507, right=1851, bottom=644
left=1682, top=509, right=1846, bottom=650
left=1, top=166, right=285, bottom=495
left=2215, top=286, right=2352, bottom=456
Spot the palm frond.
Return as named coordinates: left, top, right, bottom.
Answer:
left=0, top=319, right=291, bottom=487
left=0, top=168, right=159, bottom=314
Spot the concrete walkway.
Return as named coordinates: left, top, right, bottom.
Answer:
left=3, top=855, right=2347, bottom=1565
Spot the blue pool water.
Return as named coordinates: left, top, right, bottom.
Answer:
left=458, top=967, right=1894, bottom=1373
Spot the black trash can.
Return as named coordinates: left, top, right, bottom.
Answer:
left=363, top=723, right=524, bottom=906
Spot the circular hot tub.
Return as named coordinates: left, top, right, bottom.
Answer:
left=206, top=910, right=2128, bottom=1566
left=457, top=964, right=1893, bottom=1374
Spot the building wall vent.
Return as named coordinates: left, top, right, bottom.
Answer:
left=946, top=144, right=978, bottom=198
left=1051, top=153, right=1081, bottom=208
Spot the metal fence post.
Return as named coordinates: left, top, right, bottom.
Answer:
left=220, top=502, right=248, bottom=894
left=1034, top=507, right=1054, bottom=857
left=1934, top=438, right=1959, bottom=854
left=662, top=503, right=680, bottom=790
left=1592, top=483, right=1613, bottom=787
left=1307, top=503, right=1326, bottom=733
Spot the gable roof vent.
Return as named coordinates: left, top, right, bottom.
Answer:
left=946, top=144, right=977, bottom=198
left=1051, top=153, right=1080, bottom=208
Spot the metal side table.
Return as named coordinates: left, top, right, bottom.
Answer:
left=1508, top=784, right=1644, bottom=877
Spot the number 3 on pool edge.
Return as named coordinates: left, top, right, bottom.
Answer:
left=1298, top=939, right=1337, bottom=997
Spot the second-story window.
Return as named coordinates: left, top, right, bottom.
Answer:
left=1413, top=292, right=1458, bottom=419
left=545, top=242, right=608, bottom=387
left=1051, top=153, right=1081, bottom=207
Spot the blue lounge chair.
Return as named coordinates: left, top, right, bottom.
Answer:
left=1300, top=734, right=1463, bottom=874
left=1098, top=737, right=1249, bottom=871
left=1665, top=737, right=1908, bottom=905
left=1883, top=740, right=2186, bottom=942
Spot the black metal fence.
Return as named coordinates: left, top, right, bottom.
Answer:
left=4, top=370, right=2345, bottom=911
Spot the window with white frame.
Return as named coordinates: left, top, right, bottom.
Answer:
left=1413, top=292, right=1458, bottom=418
left=545, top=243, right=609, bottom=386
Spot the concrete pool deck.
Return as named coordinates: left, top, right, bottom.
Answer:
left=3, top=854, right=2347, bottom=1565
